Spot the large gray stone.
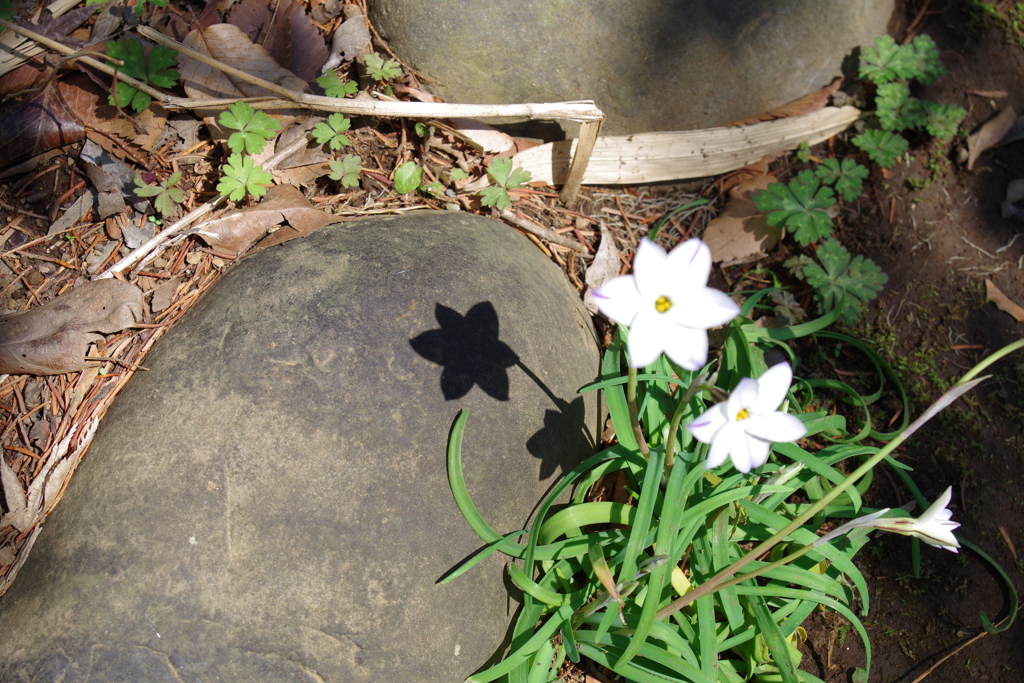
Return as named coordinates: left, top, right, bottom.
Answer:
left=0, top=212, right=601, bottom=682
left=369, top=0, right=893, bottom=135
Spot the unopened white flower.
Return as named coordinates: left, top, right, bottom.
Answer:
left=592, top=238, right=739, bottom=369
left=687, top=363, right=807, bottom=473
left=875, top=487, right=961, bottom=552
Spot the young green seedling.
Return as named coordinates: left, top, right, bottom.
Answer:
left=329, top=154, right=362, bottom=188
left=105, top=38, right=179, bottom=113
left=365, top=52, right=402, bottom=81
left=786, top=237, right=888, bottom=325
left=219, top=102, right=281, bottom=155
left=479, top=157, right=532, bottom=211
left=316, top=71, right=358, bottom=98
left=752, top=169, right=835, bottom=245
left=134, top=172, right=184, bottom=216
left=392, top=161, right=422, bottom=194
left=217, top=154, right=273, bottom=201
left=311, top=113, right=352, bottom=150
left=815, top=158, right=869, bottom=202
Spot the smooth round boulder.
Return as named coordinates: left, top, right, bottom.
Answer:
left=0, top=212, right=601, bottom=682
left=369, top=0, right=894, bottom=135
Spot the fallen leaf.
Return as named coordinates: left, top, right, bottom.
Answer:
left=0, top=457, right=28, bottom=531
left=263, top=0, right=330, bottom=83
left=583, top=223, right=622, bottom=313
left=227, top=0, right=272, bottom=43
left=0, top=280, right=145, bottom=375
left=178, top=23, right=308, bottom=121
left=149, top=277, right=181, bottom=313
left=986, top=279, right=1024, bottom=322
left=447, top=118, right=517, bottom=154
left=967, top=106, right=1017, bottom=170
left=703, top=174, right=781, bottom=263
left=194, top=183, right=335, bottom=258
left=724, top=78, right=843, bottom=126
left=322, top=11, right=372, bottom=73
left=0, top=79, right=88, bottom=168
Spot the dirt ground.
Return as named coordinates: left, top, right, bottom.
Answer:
left=792, top=2, right=1024, bottom=682
left=0, top=0, right=1022, bottom=682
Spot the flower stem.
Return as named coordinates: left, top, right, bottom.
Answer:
left=655, top=335, right=1024, bottom=621
left=626, top=366, right=650, bottom=458
left=664, top=379, right=707, bottom=469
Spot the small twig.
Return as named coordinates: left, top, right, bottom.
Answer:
left=909, top=617, right=1009, bottom=683
left=500, top=209, right=589, bottom=254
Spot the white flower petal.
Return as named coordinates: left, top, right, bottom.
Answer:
left=633, top=239, right=671, bottom=299
left=753, top=363, right=794, bottom=414
left=729, top=378, right=760, bottom=416
left=661, top=325, right=709, bottom=371
left=672, top=287, right=740, bottom=330
left=743, top=413, right=807, bottom=443
left=593, top=275, right=643, bottom=326
left=626, top=311, right=670, bottom=368
left=705, top=424, right=738, bottom=469
left=741, top=436, right=770, bottom=473
left=688, top=403, right=728, bottom=443
left=916, top=486, right=953, bottom=525
left=666, top=238, right=712, bottom=289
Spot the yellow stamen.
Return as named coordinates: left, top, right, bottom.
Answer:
left=655, top=295, right=672, bottom=313
left=736, top=409, right=750, bottom=420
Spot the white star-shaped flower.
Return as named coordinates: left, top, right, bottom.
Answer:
left=687, top=362, right=807, bottom=473
left=592, top=238, right=739, bottom=369
left=875, top=487, right=961, bottom=552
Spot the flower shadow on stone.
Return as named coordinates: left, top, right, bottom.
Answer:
left=410, top=302, right=519, bottom=401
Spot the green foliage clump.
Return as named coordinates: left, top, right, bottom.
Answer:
left=479, top=157, right=532, bottom=211
left=852, top=33, right=966, bottom=166
left=105, top=39, right=179, bottom=113
left=219, top=101, right=281, bottom=155
left=134, top=172, right=183, bottom=216
left=815, top=158, right=869, bottom=202
left=752, top=170, right=835, bottom=245
left=787, top=237, right=888, bottom=325
left=0, top=0, right=14, bottom=21
left=393, top=161, right=422, bottom=194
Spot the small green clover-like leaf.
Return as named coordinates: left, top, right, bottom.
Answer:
left=328, top=154, right=362, bottom=188
left=851, top=129, right=908, bottom=168
left=921, top=100, right=966, bottom=141
left=815, top=158, right=869, bottom=202
left=311, top=113, right=352, bottom=150
left=216, top=153, right=273, bottom=201
left=909, top=34, right=945, bottom=86
left=414, top=122, right=434, bottom=138
left=479, top=186, right=512, bottom=211
left=105, top=39, right=179, bottom=112
left=0, top=0, right=14, bottom=21
left=447, top=168, right=469, bottom=182
left=799, top=237, right=888, bottom=325
left=365, top=52, right=402, bottom=81
left=486, top=156, right=532, bottom=190
left=316, top=71, right=358, bottom=98
left=795, top=140, right=811, bottom=163
left=393, top=161, right=422, bottom=194
left=219, top=101, right=281, bottom=155
left=859, top=34, right=920, bottom=85
left=132, top=0, right=168, bottom=15
left=134, top=172, right=184, bottom=216
left=752, top=170, right=835, bottom=245
left=420, top=181, right=445, bottom=198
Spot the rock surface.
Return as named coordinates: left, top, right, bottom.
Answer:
left=369, top=0, right=894, bottom=135
left=0, top=212, right=601, bottom=682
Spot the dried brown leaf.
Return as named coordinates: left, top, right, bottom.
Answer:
left=968, top=106, right=1017, bottom=171
left=322, top=11, right=371, bottom=72
left=986, top=279, right=1024, bottom=322
left=265, top=0, right=329, bottom=83
left=0, top=280, right=145, bottom=375
left=583, top=224, right=622, bottom=313
left=0, top=79, right=87, bottom=168
left=724, top=78, right=843, bottom=127
left=703, top=174, right=781, bottom=264
left=195, top=183, right=335, bottom=258
left=178, top=23, right=308, bottom=119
